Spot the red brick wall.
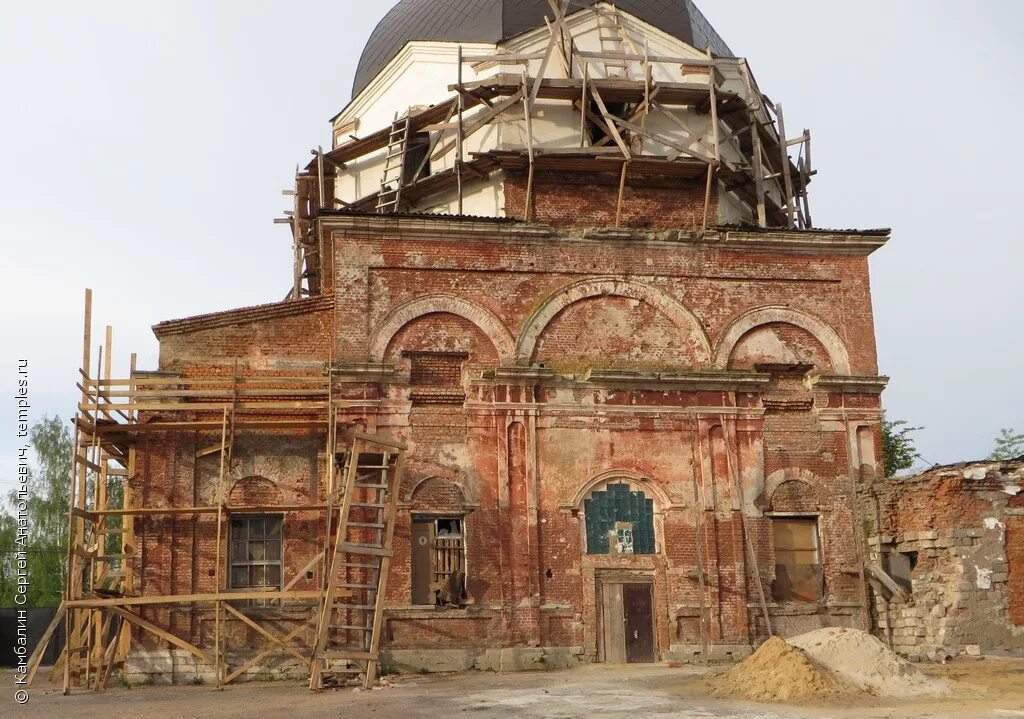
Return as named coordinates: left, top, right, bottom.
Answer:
left=140, top=216, right=885, bottom=660
left=504, top=170, right=716, bottom=230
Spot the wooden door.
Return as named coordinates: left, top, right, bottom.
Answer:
left=411, top=520, right=432, bottom=605
left=623, top=583, right=655, bottom=663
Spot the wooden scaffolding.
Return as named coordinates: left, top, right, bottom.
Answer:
left=25, top=290, right=405, bottom=692
left=284, top=0, right=815, bottom=299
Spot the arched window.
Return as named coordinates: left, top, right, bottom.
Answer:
left=584, top=483, right=655, bottom=555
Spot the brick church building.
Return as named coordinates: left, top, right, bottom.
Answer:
left=119, top=0, right=891, bottom=680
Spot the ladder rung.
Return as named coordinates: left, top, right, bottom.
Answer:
left=347, top=521, right=385, bottom=528
left=319, top=666, right=364, bottom=674
left=354, top=484, right=388, bottom=490
left=337, top=583, right=377, bottom=590
left=332, top=604, right=377, bottom=610
left=322, top=650, right=378, bottom=661
left=340, top=543, right=392, bottom=557
left=330, top=624, right=373, bottom=632
left=341, top=561, right=380, bottom=569
left=351, top=502, right=386, bottom=509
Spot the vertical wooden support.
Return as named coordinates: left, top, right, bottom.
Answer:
left=615, top=160, right=628, bottom=228
left=701, top=163, right=716, bottom=235
left=456, top=45, right=465, bottom=215
left=580, top=61, right=589, bottom=148
left=691, top=423, right=710, bottom=665
left=82, top=289, right=92, bottom=382
left=721, top=416, right=772, bottom=637
left=521, top=75, right=536, bottom=222
left=751, top=125, right=768, bottom=227
left=214, top=406, right=228, bottom=686
left=775, top=102, right=796, bottom=228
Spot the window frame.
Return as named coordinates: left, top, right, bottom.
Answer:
left=582, top=482, right=657, bottom=556
left=228, top=514, right=284, bottom=608
left=411, top=514, right=467, bottom=606
left=768, top=513, right=824, bottom=604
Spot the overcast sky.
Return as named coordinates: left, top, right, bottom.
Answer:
left=1, top=1, right=1021, bottom=489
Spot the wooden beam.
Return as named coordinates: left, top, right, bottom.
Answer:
left=67, top=589, right=328, bottom=608
left=222, top=603, right=311, bottom=666
left=588, top=83, right=632, bottom=160
left=25, top=602, right=64, bottom=685
left=223, top=616, right=315, bottom=685
left=108, top=606, right=214, bottom=664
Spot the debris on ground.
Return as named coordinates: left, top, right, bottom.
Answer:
left=789, top=627, right=950, bottom=697
left=707, top=636, right=857, bottom=702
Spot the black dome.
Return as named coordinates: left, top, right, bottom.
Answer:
left=352, top=0, right=733, bottom=98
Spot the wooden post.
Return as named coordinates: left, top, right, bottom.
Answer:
left=457, top=45, right=465, bottom=214
left=721, top=416, right=772, bottom=637
left=775, top=102, right=796, bottom=228
left=82, top=289, right=92, bottom=379
left=521, top=75, right=536, bottom=221
left=214, top=406, right=228, bottom=686
left=751, top=125, right=768, bottom=227
left=580, top=61, right=589, bottom=148
left=691, top=423, right=710, bottom=665
left=615, top=160, right=628, bottom=228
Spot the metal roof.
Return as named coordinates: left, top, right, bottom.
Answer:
left=352, top=0, right=734, bottom=98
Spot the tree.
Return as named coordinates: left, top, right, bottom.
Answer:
left=0, top=415, right=73, bottom=607
left=989, top=428, right=1024, bottom=461
left=881, top=415, right=923, bottom=478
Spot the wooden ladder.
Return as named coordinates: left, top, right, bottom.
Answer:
left=376, top=113, right=411, bottom=213
left=309, top=433, right=405, bottom=690
left=595, top=6, right=629, bottom=79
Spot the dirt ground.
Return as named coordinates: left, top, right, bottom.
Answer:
left=5, top=658, right=1024, bottom=719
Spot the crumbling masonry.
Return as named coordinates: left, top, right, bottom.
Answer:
left=33, top=1, right=917, bottom=689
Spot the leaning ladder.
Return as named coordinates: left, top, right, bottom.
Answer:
left=376, top=113, right=411, bottom=213
left=309, top=433, right=405, bottom=690
left=595, top=6, right=630, bottom=79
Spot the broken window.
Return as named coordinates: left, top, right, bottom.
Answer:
left=584, top=483, right=656, bottom=555
left=771, top=517, right=823, bottom=603
left=402, top=131, right=430, bottom=185
left=229, top=515, right=283, bottom=608
left=411, top=516, right=466, bottom=606
left=585, top=100, right=634, bottom=147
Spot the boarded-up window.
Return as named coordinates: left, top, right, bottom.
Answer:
left=411, top=517, right=466, bottom=605
left=771, top=517, right=823, bottom=603
left=229, top=515, right=283, bottom=607
left=405, top=351, right=467, bottom=404
left=584, top=484, right=656, bottom=555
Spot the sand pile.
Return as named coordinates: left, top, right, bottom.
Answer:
left=707, top=636, right=855, bottom=702
left=789, top=627, right=949, bottom=698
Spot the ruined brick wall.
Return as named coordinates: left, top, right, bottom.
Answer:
left=155, top=296, right=334, bottom=373
left=865, top=459, right=1024, bottom=658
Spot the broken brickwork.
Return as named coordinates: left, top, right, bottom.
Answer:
left=132, top=214, right=890, bottom=677
left=863, top=458, right=1024, bottom=659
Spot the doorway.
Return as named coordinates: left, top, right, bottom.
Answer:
left=598, top=578, right=656, bottom=663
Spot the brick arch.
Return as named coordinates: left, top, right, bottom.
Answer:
left=401, top=460, right=473, bottom=504
left=570, top=469, right=673, bottom=512
left=515, top=278, right=711, bottom=365
left=368, top=294, right=516, bottom=364
left=713, top=306, right=852, bottom=375
left=763, top=468, right=822, bottom=512
left=410, top=477, right=469, bottom=512
left=228, top=475, right=282, bottom=507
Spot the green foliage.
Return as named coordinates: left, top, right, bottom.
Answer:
left=989, top=428, right=1024, bottom=461
left=0, top=415, right=73, bottom=607
left=881, top=415, right=923, bottom=478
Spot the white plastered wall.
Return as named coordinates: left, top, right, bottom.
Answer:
left=332, top=3, right=778, bottom=224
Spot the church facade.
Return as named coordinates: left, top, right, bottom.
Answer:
left=132, top=1, right=890, bottom=677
